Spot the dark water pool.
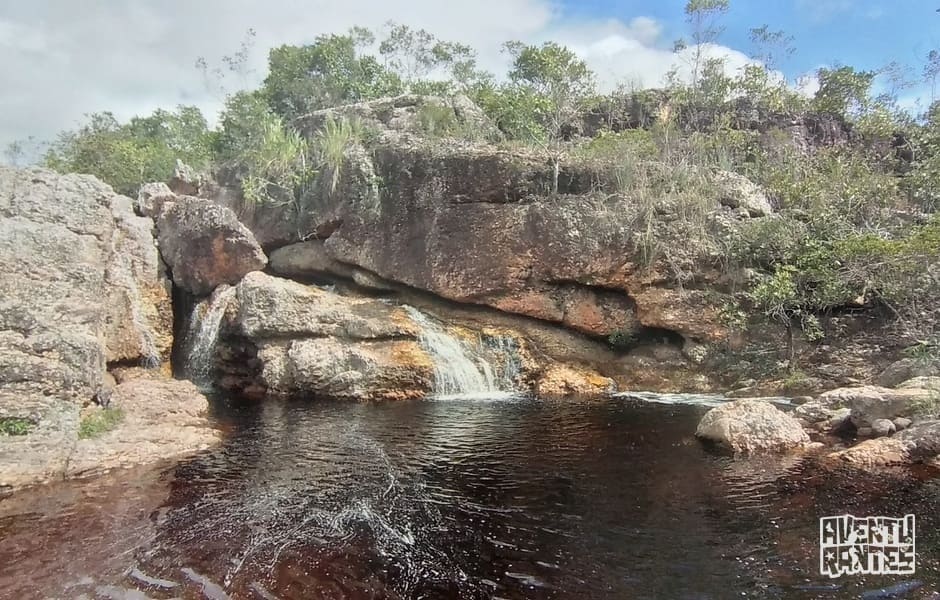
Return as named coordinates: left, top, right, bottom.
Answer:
left=1, top=396, right=939, bottom=599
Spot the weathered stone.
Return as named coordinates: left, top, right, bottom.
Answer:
left=897, top=376, right=940, bottom=392
left=534, top=364, right=615, bottom=399
left=156, top=196, right=267, bottom=295
left=829, top=420, right=940, bottom=467
left=66, top=375, right=219, bottom=478
left=713, top=170, right=773, bottom=217
left=168, top=159, right=201, bottom=196
left=857, top=427, right=873, bottom=438
left=871, top=418, right=896, bottom=438
left=0, top=167, right=182, bottom=489
left=220, top=272, right=433, bottom=400
left=816, top=385, right=933, bottom=427
left=877, top=358, right=940, bottom=387
left=695, top=399, right=810, bottom=453
left=259, top=338, right=433, bottom=401
left=136, top=182, right=175, bottom=218
left=894, top=417, right=913, bottom=431
left=233, top=272, right=417, bottom=340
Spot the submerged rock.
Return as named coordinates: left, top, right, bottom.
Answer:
left=695, top=399, right=810, bottom=453
left=156, top=196, right=267, bottom=296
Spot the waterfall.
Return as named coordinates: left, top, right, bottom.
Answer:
left=184, top=285, right=236, bottom=388
left=403, top=306, right=519, bottom=399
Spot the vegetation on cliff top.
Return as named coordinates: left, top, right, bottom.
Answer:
left=25, top=3, right=940, bottom=366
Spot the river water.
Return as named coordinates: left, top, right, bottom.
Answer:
left=1, top=395, right=939, bottom=599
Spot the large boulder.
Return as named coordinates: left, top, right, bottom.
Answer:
left=156, top=196, right=267, bottom=295
left=829, top=420, right=940, bottom=467
left=218, top=272, right=433, bottom=400
left=0, top=167, right=177, bottom=489
left=877, top=358, right=940, bottom=387
left=816, top=385, right=934, bottom=427
left=696, top=399, right=810, bottom=453
left=713, top=170, right=773, bottom=217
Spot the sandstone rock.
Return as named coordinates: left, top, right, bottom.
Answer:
left=829, top=438, right=908, bottom=467
left=897, top=376, right=940, bottom=392
left=269, top=240, right=352, bottom=279
left=136, top=182, right=175, bottom=218
left=0, top=167, right=180, bottom=489
left=894, top=417, right=913, bottom=431
left=857, top=427, right=873, bottom=438
left=66, top=376, right=219, bottom=478
left=259, top=338, right=433, bottom=401
left=829, top=420, right=940, bottom=467
left=816, top=385, right=933, bottom=427
left=713, top=170, right=773, bottom=217
left=534, top=364, right=615, bottom=399
left=233, top=272, right=417, bottom=340
left=871, top=418, right=896, bottom=438
left=168, top=159, right=201, bottom=196
left=220, top=272, right=433, bottom=400
left=877, top=358, right=940, bottom=387
left=695, top=399, right=810, bottom=453
left=156, top=196, right=267, bottom=295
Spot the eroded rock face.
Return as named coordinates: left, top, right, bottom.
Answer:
left=219, top=272, right=433, bottom=400
left=0, top=167, right=182, bottom=489
left=695, top=399, right=810, bottom=453
left=156, top=196, right=267, bottom=296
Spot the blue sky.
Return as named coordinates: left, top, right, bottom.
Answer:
left=562, top=0, right=939, bottom=102
left=1, top=0, right=938, bottom=154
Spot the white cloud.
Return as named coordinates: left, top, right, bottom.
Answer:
left=0, top=0, right=758, bottom=154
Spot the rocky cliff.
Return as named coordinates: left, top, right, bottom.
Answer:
left=0, top=167, right=216, bottom=491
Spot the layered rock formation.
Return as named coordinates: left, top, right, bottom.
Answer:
left=216, top=272, right=436, bottom=401
left=0, top=167, right=215, bottom=490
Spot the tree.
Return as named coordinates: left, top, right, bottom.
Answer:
left=195, top=28, right=257, bottom=98
left=813, top=66, right=875, bottom=117
left=924, top=50, right=940, bottom=102
left=378, top=22, right=481, bottom=93
left=682, top=0, right=730, bottom=97
left=504, top=41, right=596, bottom=193
left=748, top=25, right=794, bottom=72
left=44, top=107, right=214, bottom=195
left=262, top=30, right=403, bottom=122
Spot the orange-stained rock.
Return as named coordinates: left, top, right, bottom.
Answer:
left=535, top=365, right=615, bottom=399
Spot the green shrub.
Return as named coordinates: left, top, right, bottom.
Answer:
left=78, top=408, right=125, bottom=439
left=0, top=417, right=34, bottom=436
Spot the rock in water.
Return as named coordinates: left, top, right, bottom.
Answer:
left=695, top=399, right=810, bottom=453
left=156, top=196, right=267, bottom=296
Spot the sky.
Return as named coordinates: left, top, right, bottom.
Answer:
left=0, top=0, right=937, bottom=157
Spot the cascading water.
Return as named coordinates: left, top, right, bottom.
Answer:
left=403, top=306, right=519, bottom=399
left=184, top=285, right=237, bottom=388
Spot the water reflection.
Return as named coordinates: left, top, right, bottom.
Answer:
left=0, top=397, right=938, bottom=599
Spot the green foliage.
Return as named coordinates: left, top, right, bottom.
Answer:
left=813, top=66, right=876, bottom=117
left=0, top=417, right=34, bottom=436
left=379, top=22, right=482, bottom=92
left=263, top=30, right=403, bottom=122
left=312, top=115, right=364, bottom=196
left=78, top=408, right=125, bottom=439
left=416, top=101, right=459, bottom=138
left=217, top=91, right=313, bottom=217
left=44, top=107, right=214, bottom=196
left=504, top=41, right=595, bottom=142
left=472, top=83, right=549, bottom=142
